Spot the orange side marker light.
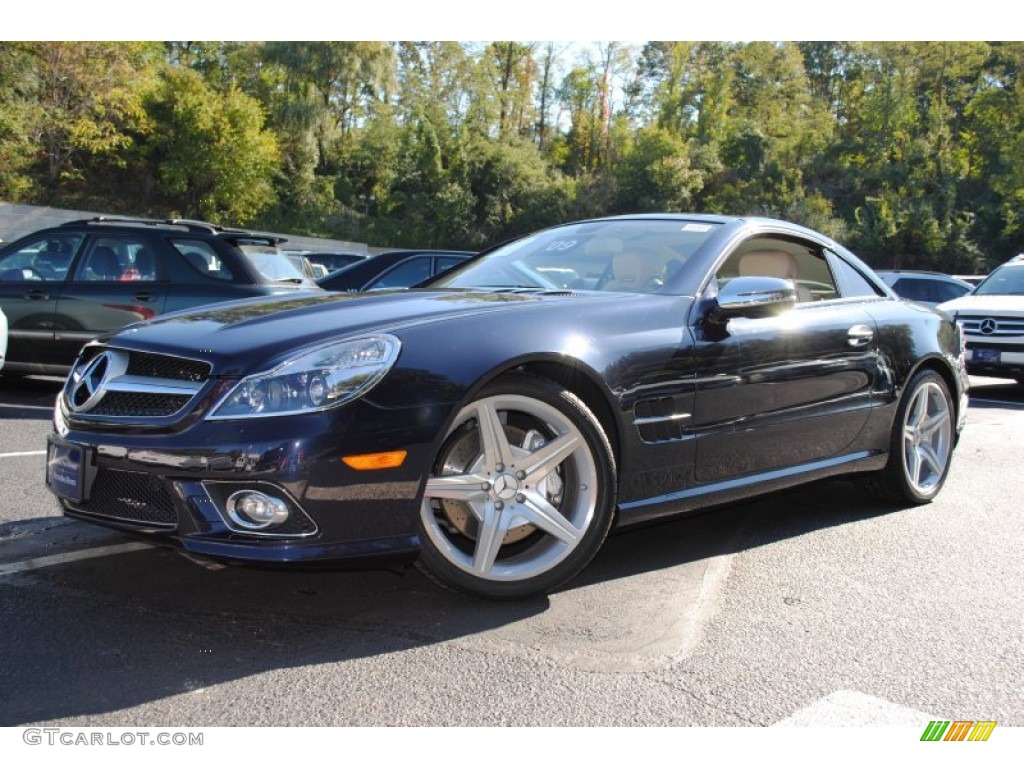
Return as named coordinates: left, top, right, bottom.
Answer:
left=342, top=450, right=407, bottom=470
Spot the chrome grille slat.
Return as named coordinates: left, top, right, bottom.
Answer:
left=959, top=315, right=1024, bottom=337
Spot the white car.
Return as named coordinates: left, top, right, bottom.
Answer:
left=0, top=304, right=7, bottom=372
left=938, top=259, right=1024, bottom=384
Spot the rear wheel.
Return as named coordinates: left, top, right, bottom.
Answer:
left=868, top=369, right=954, bottom=504
left=416, top=374, right=615, bottom=599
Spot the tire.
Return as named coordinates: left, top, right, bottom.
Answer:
left=867, top=369, right=955, bottom=505
left=416, top=373, right=616, bottom=600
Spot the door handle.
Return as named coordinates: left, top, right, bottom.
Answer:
left=133, top=292, right=157, bottom=302
left=24, top=289, right=50, bottom=300
left=847, top=324, right=874, bottom=347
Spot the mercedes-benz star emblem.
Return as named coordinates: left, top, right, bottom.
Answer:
left=68, top=351, right=123, bottom=413
left=492, top=474, right=520, bottom=501
left=980, top=318, right=998, bottom=335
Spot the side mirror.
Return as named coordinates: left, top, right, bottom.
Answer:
left=707, top=276, right=797, bottom=324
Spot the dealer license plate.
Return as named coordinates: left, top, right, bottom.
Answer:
left=46, top=438, right=86, bottom=504
left=972, top=348, right=1001, bottom=364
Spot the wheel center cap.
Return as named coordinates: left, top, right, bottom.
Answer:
left=492, top=473, right=520, bottom=500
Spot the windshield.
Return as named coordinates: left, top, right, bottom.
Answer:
left=238, top=244, right=311, bottom=283
left=974, top=264, right=1024, bottom=295
left=432, top=219, right=721, bottom=293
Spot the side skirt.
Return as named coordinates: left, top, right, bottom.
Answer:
left=614, top=450, right=888, bottom=528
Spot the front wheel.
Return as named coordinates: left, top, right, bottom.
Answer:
left=416, top=374, right=616, bottom=599
left=868, top=369, right=954, bottom=504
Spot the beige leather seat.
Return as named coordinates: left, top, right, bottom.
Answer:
left=737, top=250, right=811, bottom=302
left=603, top=250, right=665, bottom=293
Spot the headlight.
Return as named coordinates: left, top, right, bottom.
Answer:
left=208, top=335, right=400, bottom=419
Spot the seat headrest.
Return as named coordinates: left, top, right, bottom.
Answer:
left=738, top=250, right=798, bottom=280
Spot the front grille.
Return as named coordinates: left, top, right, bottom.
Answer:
left=72, top=468, right=178, bottom=528
left=959, top=315, right=1024, bottom=338
left=90, top=392, right=193, bottom=417
left=66, top=347, right=209, bottom=421
left=126, top=351, right=211, bottom=382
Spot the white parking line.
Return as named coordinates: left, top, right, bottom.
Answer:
left=0, top=450, right=47, bottom=458
left=0, top=542, right=154, bottom=577
left=0, top=402, right=54, bottom=411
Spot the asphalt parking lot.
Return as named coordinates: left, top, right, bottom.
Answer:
left=1, top=374, right=1022, bottom=728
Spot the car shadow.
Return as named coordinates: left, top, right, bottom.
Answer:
left=0, top=476, right=901, bottom=725
left=967, top=377, right=1024, bottom=409
left=0, top=375, right=63, bottom=420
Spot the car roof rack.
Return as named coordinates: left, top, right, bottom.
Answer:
left=59, top=216, right=224, bottom=234
left=57, top=216, right=287, bottom=244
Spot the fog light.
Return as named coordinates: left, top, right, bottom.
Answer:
left=226, top=490, right=290, bottom=530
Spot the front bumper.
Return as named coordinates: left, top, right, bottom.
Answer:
left=46, top=398, right=448, bottom=567
left=964, top=342, right=1024, bottom=379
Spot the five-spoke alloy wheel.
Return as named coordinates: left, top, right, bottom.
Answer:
left=417, top=374, right=615, bottom=599
left=870, top=369, right=955, bottom=504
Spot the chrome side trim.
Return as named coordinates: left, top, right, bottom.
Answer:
left=633, top=412, right=692, bottom=426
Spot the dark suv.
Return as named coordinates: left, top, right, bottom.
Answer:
left=0, top=217, right=322, bottom=375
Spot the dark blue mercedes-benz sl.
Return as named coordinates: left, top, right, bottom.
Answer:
left=45, top=214, right=969, bottom=599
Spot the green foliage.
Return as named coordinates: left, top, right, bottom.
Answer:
left=144, top=67, right=279, bottom=223
left=615, top=126, right=703, bottom=212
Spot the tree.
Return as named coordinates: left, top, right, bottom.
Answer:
left=144, top=67, right=279, bottom=223
left=615, top=126, right=703, bottom=212
left=0, top=42, right=37, bottom=199
left=262, top=41, right=394, bottom=174
left=0, top=41, right=161, bottom=202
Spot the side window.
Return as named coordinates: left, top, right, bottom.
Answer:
left=827, top=250, right=885, bottom=298
left=73, top=237, right=157, bottom=282
left=367, top=257, right=432, bottom=290
left=435, top=256, right=466, bottom=273
left=717, top=238, right=838, bottom=303
left=891, top=278, right=926, bottom=301
left=171, top=239, right=235, bottom=281
left=0, top=234, right=82, bottom=282
left=933, top=281, right=967, bottom=303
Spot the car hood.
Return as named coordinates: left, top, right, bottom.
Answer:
left=102, top=288, right=614, bottom=375
left=938, top=294, right=1024, bottom=315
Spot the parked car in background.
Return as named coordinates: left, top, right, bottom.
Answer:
left=282, top=250, right=366, bottom=279
left=939, top=259, right=1024, bottom=383
left=875, top=270, right=974, bottom=306
left=0, top=304, right=7, bottom=372
left=47, top=214, right=967, bottom=599
left=953, top=274, right=987, bottom=287
left=0, top=217, right=322, bottom=375
left=281, top=251, right=323, bottom=281
left=303, top=251, right=369, bottom=274
left=317, top=249, right=474, bottom=292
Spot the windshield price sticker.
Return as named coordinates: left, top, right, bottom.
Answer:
left=545, top=240, right=577, bottom=252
